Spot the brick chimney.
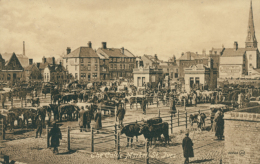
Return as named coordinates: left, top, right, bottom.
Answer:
left=37, top=63, right=40, bottom=68
left=52, top=57, right=55, bottom=65
left=29, top=59, right=33, bottom=65
left=88, top=41, right=92, bottom=48
left=121, top=47, right=124, bottom=54
left=67, top=47, right=71, bottom=55
left=234, top=41, right=238, bottom=51
left=42, top=56, right=46, bottom=63
left=102, top=42, right=107, bottom=49
left=202, top=49, right=206, bottom=56
left=23, top=41, right=25, bottom=56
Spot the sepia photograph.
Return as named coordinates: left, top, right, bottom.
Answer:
left=0, top=0, right=260, bottom=163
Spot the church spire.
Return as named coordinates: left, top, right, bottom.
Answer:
left=246, top=0, right=257, bottom=48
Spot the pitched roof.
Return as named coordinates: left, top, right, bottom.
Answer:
left=1, top=52, right=29, bottom=68
left=221, top=48, right=246, bottom=57
left=64, top=47, right=99, bottom=58
left=124, top=49, right=135, bottom=57
left=99, top=48, right=126, bottom=57
left=177, top=52, right=208, bottom=60
left=47, top=64, right=66, bottom=73
left=38, top=62, right=49, bottom=70
left=220, top=56, right=243, bottom=65
left=24, top=64, right=34, bottom=71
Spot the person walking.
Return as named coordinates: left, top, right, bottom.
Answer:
left=182, top=131, right=194, bottom=164
left=36, top=116, right=43, bottom=138
left=78, top=107, right=86, bottom=132
left=116, top=101, right=125, bottom=128
left=214, top=109, right=224, bottom=140
left=94, top=110, right=102, bottom=134
left=48, top=122, right=62, bottom=154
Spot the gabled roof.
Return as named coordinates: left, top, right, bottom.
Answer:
left=99, top=48, right=126, bottom=57
left=24, top=64, right=34, bottom=71
left=3, top=53, right=24, bottom=70
left=64, top=47, right=99, bottom=58
left=124, top=49, right=135, bottom=57
left=177, top=52, right=208, bottom=60
left=1, top=52, right=28, bottom=67
left=221, top=48, right=246, bottom=57
left=38, top=62, right=49, bottom=70
left=47, top=64, right=66, bottom=73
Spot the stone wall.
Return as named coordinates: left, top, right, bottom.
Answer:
left=223, top=109, right=260, bottom=164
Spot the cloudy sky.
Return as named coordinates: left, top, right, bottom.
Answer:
left=1, top=0, right=260, bottom=62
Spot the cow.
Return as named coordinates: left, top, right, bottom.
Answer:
left=49, top=104, right=60, bottom=121
left=143, top=117, right=162, bottom=125
left=23, top=108, right=38, bottom=129
left=139, top=122, right=169, bottom=145
left=128, top=97, right=142, bottom=109
left=62, top=94, right=78, bottom=103
left=36, top=107, right=48, bottom=127
left=52, top=94, right=62, bottom=104
left=31, top=98, right=40, bottom=107
left=120, top=123, right=142, bottom=147
left=189, top=113, right=207, bottom=130
left=58, top=104, right=80, bottom=122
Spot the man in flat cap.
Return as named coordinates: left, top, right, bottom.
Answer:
left=182, top=130, right=194, bottom=164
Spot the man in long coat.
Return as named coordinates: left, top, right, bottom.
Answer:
left=116, top=102, right=125, bottom=128
left=36, top=116, right=42, bottom=138
left=141, top=97, right=147, bottom=115
left=49, top=122, right=62, bottom=154
left=85, top=107, right=92, bottom=130
left=94, top=110, right=102, bottom=133
left=214, top=110, right=224, bottom=140
left=78, top=107, right=86, bottom=132
left=182, top=131, right=194, bottom=164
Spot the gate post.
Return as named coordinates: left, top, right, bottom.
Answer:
left=136, top=96, right=138, bottom=110
left=91, top=126, right=94, bottom=152
left=158, top=109, right=160, bottom=117
left=170, top=114, right=173, bottom=134
left=185, top=111, right=188, bottom=129
left=67, top=126, right=70, bottom=151
left=46, top=125, right=49, bottom=148
left=145, top=139, right=149, bottom=164
left=114, top=123, right=117, bottom=148
left=116, top=132, right=120, bottom=160
left=178, top=110, right=180, bottom=126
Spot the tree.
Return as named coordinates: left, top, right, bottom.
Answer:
left=30, top=70, right=42, bottom=80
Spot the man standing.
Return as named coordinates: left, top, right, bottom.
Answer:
left=214, top=109, right=224, bottom=140
left=182, top=131, right=194, bottom=164
left=85, top=106, right=92, bottom=131
left=170, top=97, right=177, bottom=117
left=36, top=116, right=42, bottom=138
left=116, top=102, right=125, bottom=128
left=49, top=122, right=62, bottom=154
left=141, top=97, right=147, bottom=115
left=94, top=110, right=102, bottom=134
left=78, top=107, right=86, bottom=132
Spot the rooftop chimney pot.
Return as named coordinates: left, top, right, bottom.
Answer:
left=88, top=41, right=92, bottom=48
left=66, top=47, right=71, bottom=55
left=102, top=42, right=107, bottom=49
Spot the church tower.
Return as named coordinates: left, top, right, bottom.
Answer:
left=245, top=0, right=258, bottom=48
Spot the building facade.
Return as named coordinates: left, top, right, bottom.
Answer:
left=96, top=42, right=136, bottom=80
left=24, top=59, right=42, bottom=82
left=63, top=42, right=100, bottom=83
left=133, top=67, right=163, bottom=88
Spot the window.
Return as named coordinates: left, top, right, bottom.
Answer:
left=66, top=65, right=68, bottom=70
left=92, top=73, right=97, bottom=79
left=195, top=77, right=200, bottom=85
left=81, top=73, right=86, bottom=79
left=118, top=58, right=121, bottom=62
left=75, top=73, right=78, bottom=79
left=123, top=64, right=125, bottom=69
left=66, top=59, right=68, bottom=63
left=75, top=58, right=77, bottom=62
left=152, top=75, right=155, bottom=82
left=171, top=72, right=173, bottom=78
left=95, top=58, right=98, bottom=63
left=80, top=58, right=83, bottom=63
left=175, top=73, right=178, bottom=78
left=88, top=64, right=91, bottom=71
left=109, top=58, right=113, bottom=62
left=88, top=58, right=91, bottom=63
left=190, top=77, right=194, bottom=88
left=249, top=54, right=252, bottom=60
left=95, top=64, right=98, bottom=71
left=122, top=58, right=125, bottom=62
left=250, top=63, right=252, bottom=67
left=81, top=64, right=84, bottom=71
left=113, top=58, right=117, bottom=62
left=75, top=65, right=77, bottom=71
left=176, top=69, right=178, bottom=73
left=130, top=58, right=132, bottom=62
left=114, top=64, right=117, bottom=70
left=110, top=64, right=113, bottom=69
left=88, top=73, right=91, bottom=81
left=120, top=64, right=122, bottom=69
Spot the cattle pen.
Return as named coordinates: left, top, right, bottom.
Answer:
left=42, top=107, right=213, bottom=164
